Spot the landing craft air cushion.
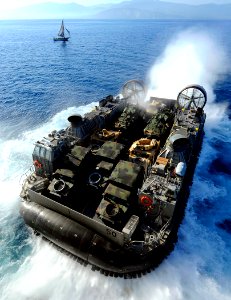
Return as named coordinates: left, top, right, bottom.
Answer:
left=20, top=80, right=206, bottom=277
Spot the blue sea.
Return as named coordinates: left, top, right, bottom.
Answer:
left=0, top=19, right=231, bottom=300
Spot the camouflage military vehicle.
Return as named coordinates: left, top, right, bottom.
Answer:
left=144, top=107, right=175, bottom=142
left=20, top=80, right=207, bottom=278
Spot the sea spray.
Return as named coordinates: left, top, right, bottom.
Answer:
left=146, top=28, right=230, bottom=103
left=0, top=103, right=98, bottom=296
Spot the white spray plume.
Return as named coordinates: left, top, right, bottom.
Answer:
left=147, top=29, right=230, bottom=103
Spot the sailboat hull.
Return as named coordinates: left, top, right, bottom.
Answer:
left=53, top=37, right=69, bottom=42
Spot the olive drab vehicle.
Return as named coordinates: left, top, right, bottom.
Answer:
left=20, top=80, right=207, bottom=278
left=144, top=107, right=175, bottom=142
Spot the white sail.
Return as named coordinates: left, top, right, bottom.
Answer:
left=58, top=20, right=65, bottom=37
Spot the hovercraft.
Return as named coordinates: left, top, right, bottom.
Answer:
left=20, top=80, right=206, bottom=278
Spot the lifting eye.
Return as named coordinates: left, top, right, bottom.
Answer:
left=89, top=172, right=102, bottom=185
left=54, top=179, right=66, bottom=193
left=139, top=195, right=153, bottom=207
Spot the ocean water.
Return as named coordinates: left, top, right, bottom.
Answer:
left=0, top=19, right=231, bottom=300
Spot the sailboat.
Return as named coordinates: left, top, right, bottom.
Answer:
left=53, top=20, right=70, bottom=42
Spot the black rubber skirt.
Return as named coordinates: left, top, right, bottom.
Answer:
left=20, top=201, right=168, bottom=277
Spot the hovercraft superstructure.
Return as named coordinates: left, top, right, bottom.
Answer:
left=20, top=80, right=206, bottom=277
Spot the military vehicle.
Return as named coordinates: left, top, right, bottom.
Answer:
left=20, top=80, right=207, bottom=278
